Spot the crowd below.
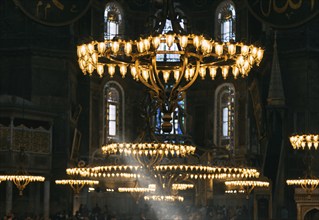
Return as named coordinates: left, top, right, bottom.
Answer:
left=2, top=203, right=251, bottom=220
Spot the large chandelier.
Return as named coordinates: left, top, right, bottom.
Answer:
left=0, top=174, right=45, bottom=196
left=286, top=178, right=319, bottom=196
left=70, top=0, right=265, bottom=204
left=0, top=148, right=45, bottom=196
left=286, top=151, right=319, bottom=197
left=76, top=0, right=264, bottom=132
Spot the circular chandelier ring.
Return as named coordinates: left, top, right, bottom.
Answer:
left=101, top=142, right=196, bottom=157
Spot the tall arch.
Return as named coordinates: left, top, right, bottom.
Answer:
left=304, top=208, right=319, bottom=220
left=214, top=83, right=236, bottom=153
left=215, top=0, right=236, bottom=42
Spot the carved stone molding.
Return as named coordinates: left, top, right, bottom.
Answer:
left=294, top=188, right=319, bottom=220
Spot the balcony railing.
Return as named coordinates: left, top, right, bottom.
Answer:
left=0, top=123, right=51, bottom=154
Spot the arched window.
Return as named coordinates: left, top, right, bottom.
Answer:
left=215, top=1, right=236, bottom=42
left=156, top=13, right=186, bottom=62
left=214, top=83, right=235, bottom=152
left=104, top=82, right=124, bottom=142
left=104, top=2, right=123, bottom=40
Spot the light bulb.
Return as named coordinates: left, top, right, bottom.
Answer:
left=119, top=64, right=127, bottom=78
left=87, top=43, right=94, bottom=53
left=98, top=42, right=106, bottom=54
left=80, top=45, right=87, bottom=56
left=232, top=65, right=239, bottom=79
left=97, top=64, right=104, bottom=77
left=215, top=44, right=223, bottom=56
left=130, top=66, right=137, bottom=79
left=209, top=66, right=218, bottom=79
left=193, top=35, right=201, bottom=49
left=143, top=38, right=150, bottom=51
left=228, top=43, right=236, bottom=55
left=163, top=71, right=170, bottom=83
left=166, top=34, right=175, bottom=48
left=142, top=69, right=149, bottom=81
left=111, top=41, right=120, bottom=54
left=241, top=45, right=249, bottom=56
left=124, top=42, right=132, bottom=55
left=179, top=35, right=188, bottom=49
left=108, top=64, right=116, bottom=77
left=137, top=40, right=144, bottom=53
left=152, top=36, right=161, bottom=49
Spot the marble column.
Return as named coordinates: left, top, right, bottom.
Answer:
left=35, top=183, right=41, bottom=215
left=5, top=181, right=13, bottom=215
left=73, top=194, right=80, bottom=215
left=297, top=204, right=301, bottom=220
left=44, top=181, right=50, bottom=220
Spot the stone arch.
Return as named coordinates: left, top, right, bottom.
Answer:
left=304, top=207, right=319, bottom=220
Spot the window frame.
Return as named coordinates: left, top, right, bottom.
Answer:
left=214, top=83, right=236, bottom=152
left=215, top=0, right=236, bottom=42
left=155, top=9, right=186, bottom=62
left=104, top=1, right=124, bottom=40
left=103, top=81, right=125, bottom=143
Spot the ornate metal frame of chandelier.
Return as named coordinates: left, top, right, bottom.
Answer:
left=55, top=179, right=99, bottom=194
left=71, top=0, right=265, bottom=200
left=225, top=180, right=269, bottom=199
left=66, top=162, right=260, bottom=197
left=286, top=151, right=319, bottom=197
left=0, top=174, right=45, bottom=196
left=286, top=178, right=319, bottom=196
left=76, top=0, right=264, bottom=132
left=0, top=148, right=45, bottom=196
